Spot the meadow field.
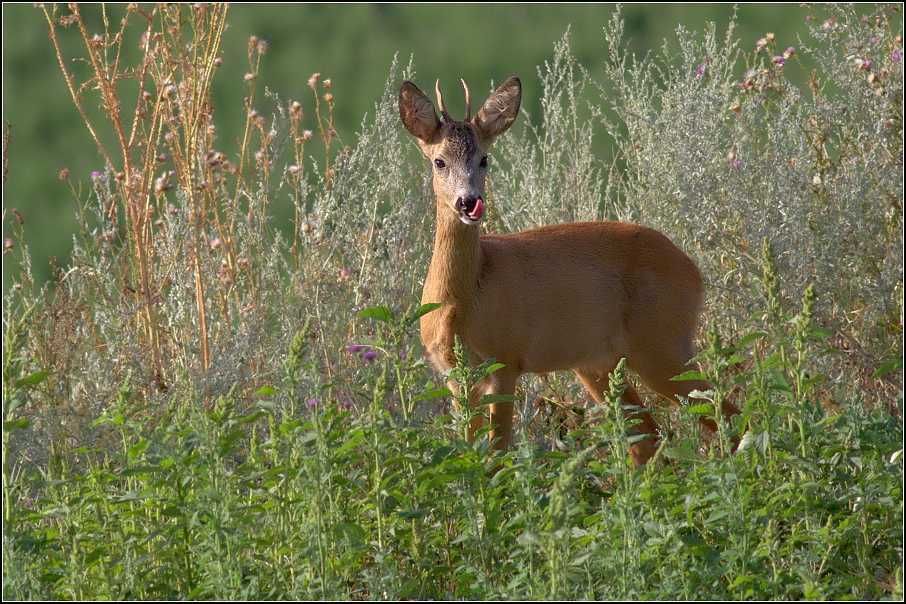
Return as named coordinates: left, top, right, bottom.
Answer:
left=2, top=3, right=903, bottom=599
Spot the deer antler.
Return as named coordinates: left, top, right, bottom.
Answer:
left=461, top=79, right=471, bottom=121
left=435, top=80, right=452, bottom=123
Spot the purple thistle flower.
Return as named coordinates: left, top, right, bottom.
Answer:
left=307, top=398, right=318, bottom=408
left=732, top=159, right=742, bottom=169
left=361, top=350, right=377, bottom=363
left=348, top=345, right=365, bottom=353
left=696, top=65, right=705, bottom=77
left=894, top=51, right=901, bottom=63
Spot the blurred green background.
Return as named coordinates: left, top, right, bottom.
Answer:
left=3, top=3, right=818, bottom=291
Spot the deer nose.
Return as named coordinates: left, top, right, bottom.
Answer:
left=455, top=195, right=485, bottom=222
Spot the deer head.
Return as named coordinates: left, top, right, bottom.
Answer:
left=398, top=77, right=521, bottom=225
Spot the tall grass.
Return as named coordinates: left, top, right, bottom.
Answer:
left=3, top=3, right=902, bottom=599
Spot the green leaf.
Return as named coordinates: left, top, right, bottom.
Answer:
left=478, top=362, right=506, bottom=375
left=120, top=465, right=162, bottom=476
left=127, top=440, right=149, bottom=460
left=643, top=521, right=665, bottom=537
left=682, top=403, right=715, bottom=416
left=411, top=387, right=452, bottom=404
left=359, top=305, right=393, bottom=323
left=769, top=369, right=792, bottom=391
left=424, top=474, right=460, bottom=490
left=3, top=419, right=29, bottom=432
left=810, top=326, right=832, bottom=339
left=411, top=302, right=443, bottom=323
left=237, top=411, right=267, bottom=425
left=737, top=430, right=770, bottom=457
left=582, top=512, right=602, bottom=529
left=478, top=393, right=519, bottom=406
left=517, top=530, right=542, bottom=546
left=116, top=490, right=153, bottom=502
left=705, top=509, right=730, bottom=525
left=430, top=445, right=456, bottom=466
left=160, top=505, right=182, bottom=518
left=872, top=360, right=903, bottom=379
left=680, top=534, right=706, bottom=547
left=220, top=428, right=245, bottom=451
left=254, top=385, right=277, bottom=396
left=738, top=330, right=769, bottom=347
left=397, top=508, right=426, bottom=519
left=332, top=522, right=366, bottom=544
left=15, top=371, right=55, bottom=387
left=397, top=578, right=421, bottom=598
left=671, top=370, right=707, bottom=381
left=730, top=575, right=757, bottom=589
left=186, top=586, right=205, bottom=599
left=84, top=548, right=104, bottom=565
left=571, top=550, right=595, bottom=565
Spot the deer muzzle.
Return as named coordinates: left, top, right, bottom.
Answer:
left=455, top=195, right=485, bottom=224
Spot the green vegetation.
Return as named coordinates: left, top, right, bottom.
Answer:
left=3, top=3, right=903, bottom=599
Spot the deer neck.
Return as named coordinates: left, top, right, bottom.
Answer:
left=424, top=198, right=482, bottom=313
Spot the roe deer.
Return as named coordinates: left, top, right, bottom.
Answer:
left=398, top=76, right=740, bottom=467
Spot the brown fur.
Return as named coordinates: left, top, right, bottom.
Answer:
left=399, top=77, right=740, bottom=467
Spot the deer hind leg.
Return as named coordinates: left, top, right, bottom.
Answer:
left=451, top=368, right=519, bottom=451
left=626, top=338, right=741, bottom=447
left=574, top=368, right=661, bottom=469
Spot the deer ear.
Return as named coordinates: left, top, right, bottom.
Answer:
left=399, top=81, right=442, bottom=142
left=473, top=77, right=521, bottom=141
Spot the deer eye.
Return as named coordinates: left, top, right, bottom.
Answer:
left=434, top=159, right=446, bottom=170
left=479, top=156, right=488, bottom=168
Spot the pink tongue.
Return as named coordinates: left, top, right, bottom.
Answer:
left=470, top=197, right=484, bottom=220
